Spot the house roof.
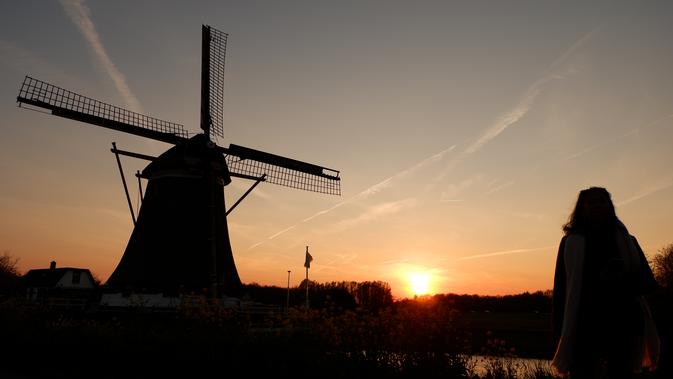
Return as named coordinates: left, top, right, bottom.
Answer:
left=23, top=268, right=93, bottom=287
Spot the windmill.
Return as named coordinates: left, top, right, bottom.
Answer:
left=16, top=25, right=341, bottom=298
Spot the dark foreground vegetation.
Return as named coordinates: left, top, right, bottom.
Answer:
left=1, top=247, right=671, bottom=378
left=0, top=288, right=670, bottom=378
left=0, top=295, right=548, bottom=378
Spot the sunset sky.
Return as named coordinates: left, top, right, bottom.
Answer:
left=1, top=1, right=672, bottom=298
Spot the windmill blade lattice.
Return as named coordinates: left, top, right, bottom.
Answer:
left=203, top=25, right=227, bottom=140
left=17, top=76, right=189, bottom=143
left=225, top=144, right=341, bottom=195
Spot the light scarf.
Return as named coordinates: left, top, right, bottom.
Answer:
left=551, top=222, right=660, bottom=376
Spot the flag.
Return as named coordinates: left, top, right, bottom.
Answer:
left=304, top=247, right=313, bottom=269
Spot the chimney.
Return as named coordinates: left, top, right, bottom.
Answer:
left=50, top=261, right=56, bottom=270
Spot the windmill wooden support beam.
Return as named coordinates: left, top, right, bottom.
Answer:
left=226, top=174, right=266, bottom=216
left=110, top=144, right=268, bottom=216
left=110, top=146, right=156, bottom=161
left=111, top=142, right=137, bottom=226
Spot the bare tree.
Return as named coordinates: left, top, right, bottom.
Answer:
left=0, top=250, right=21, bottom=295
left=1, top=251, right=19, bottom=275
left=652, top=244, right=673, bottom=290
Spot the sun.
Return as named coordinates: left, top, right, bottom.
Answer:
left=409, top=273, right=431, bottom=296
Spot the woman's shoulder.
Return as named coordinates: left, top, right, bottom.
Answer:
left=562, top=234, right=586, bottom=261
left=562, top=233, right=585, bottom=245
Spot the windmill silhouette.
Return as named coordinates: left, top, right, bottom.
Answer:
left=16, top=25, right=340, bottom=298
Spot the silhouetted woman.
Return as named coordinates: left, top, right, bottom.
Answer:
left=552, top=187, right=659, bottom=378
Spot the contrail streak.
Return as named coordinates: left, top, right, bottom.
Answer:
left=546, top=26, right=602, bottom=72
left=429, top=28, right=599, bottom=188
left=616, top=181, right=673, bottom=207
left=60, top=0, right=143, bottom=113
left=457, top=245, right=556, bottom=261
left=246, top=145, right=457, bottom=249
left=247, top=26, right=599, bottom=251
left=465, top=83, right=541, bottom=155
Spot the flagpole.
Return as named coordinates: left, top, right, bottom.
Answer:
left=305, top=246, right=309, bottom=310
left=286, top=270, right=291, bottom=314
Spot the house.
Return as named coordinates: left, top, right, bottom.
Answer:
left=23, top=261, right=97, bottom=309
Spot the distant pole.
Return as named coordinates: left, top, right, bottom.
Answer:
left=286, top=270, right=291, bottom=314
left=305, top=266, right=309, bottom=310
left=305, top=246, right=310, bottom=310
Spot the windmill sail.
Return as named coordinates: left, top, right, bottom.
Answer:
left=16, top=76, right=340, bottom=195
left=15, top=24, right=341, bottom=299
left=201, top=25, right=227, bottom=140
left=224, top=144, right=341, bottom=195
left=16, top=76, right=188, bottom=144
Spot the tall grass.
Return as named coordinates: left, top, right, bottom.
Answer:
left=2, top=295, right=666, bottom=378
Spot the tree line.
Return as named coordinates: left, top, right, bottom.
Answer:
left=242, top=279, right=394, bottom=311
left=3, top=243, right=673, bottom=306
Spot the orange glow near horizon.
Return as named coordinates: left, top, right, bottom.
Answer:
left=2, top=2, right=673, bottom=301
left=409, top=273, right=431, bottom=297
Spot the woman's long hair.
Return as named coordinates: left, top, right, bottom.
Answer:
left=563, top=187, right=619, bottom=235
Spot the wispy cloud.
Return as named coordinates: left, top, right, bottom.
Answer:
left=464, top=81, right=545, bottom=155
left=247, top=145, right=457, bottom=249
left=616, top=180, right=673, bottom=207
left=562, top=105, right=673, bottom=163
left=425, top=77, right=553, bottom=192
left=484, top=180, right=516, bottom=195
left=546, top=26, right=602, bottom=72
left=247, top=26, right=600, bottom=251
left=563, top=128, right=639, bottom=161
left=228, top=179, right=272, bottom=201
left=358, top=145, right=457, bottom=198
left=60, top=0, right=143, bottom=113
left=247, top=224, right=298, bottom=250
left=332, top=198, right=417, bottom=232
left=610, top=114, right=673, bottom=207
left=440, top=174, right=483, bottom=202
left=431, top=27, right=600, bottom=187
left=457, top=245, right=555, bottom=261
left=329, top=253, right=359, bottom=266
left=306, top=144, right=457, bottom=222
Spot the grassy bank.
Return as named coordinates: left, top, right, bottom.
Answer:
left=0, top=293, right=668, bottom=378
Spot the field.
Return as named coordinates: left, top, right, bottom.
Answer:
left=455, top=312, right=554, bottom=359
left=1, top=290, right=669, bottom=378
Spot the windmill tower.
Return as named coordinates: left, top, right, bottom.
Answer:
left=16, top=25, right=341, bottom=298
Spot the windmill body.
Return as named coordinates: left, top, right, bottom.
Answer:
left=106, top=134, right=242, bottom=296
left=16, top=25, right=340, bottom=299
